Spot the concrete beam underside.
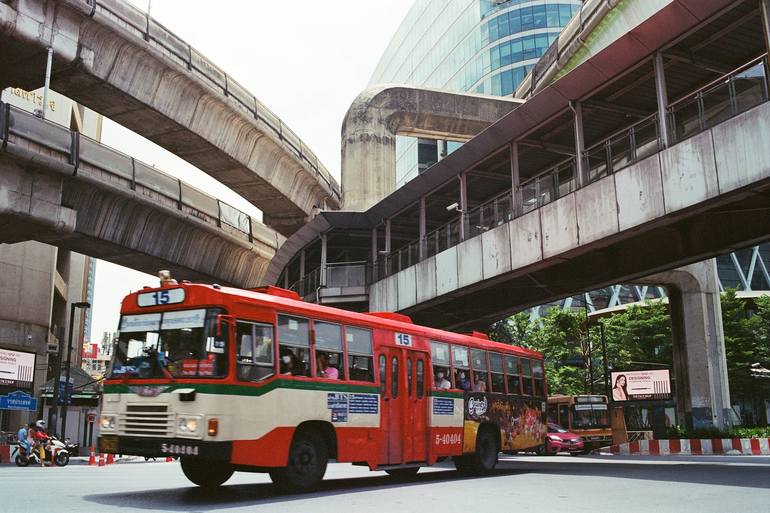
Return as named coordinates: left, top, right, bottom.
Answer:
left=341, top=85, right=521, bottom=211
left=0, top=0, right=337, bottom=236
left=0, top=157, right=270, bottom=287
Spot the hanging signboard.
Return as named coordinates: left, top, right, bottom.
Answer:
left=0, top=348, right=36, bottom=389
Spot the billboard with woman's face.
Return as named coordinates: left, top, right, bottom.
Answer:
left=610, top=370, right=671, bottom=401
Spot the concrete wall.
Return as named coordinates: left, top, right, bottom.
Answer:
left=369, top=100, right=770, bottom=312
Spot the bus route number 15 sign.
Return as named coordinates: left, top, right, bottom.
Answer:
left=395, top=333, right=413, bottom=347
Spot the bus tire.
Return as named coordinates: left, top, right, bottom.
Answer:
left=385, top=467, right=420, bottom=480
left=180, top=457, right=234, bottom=488
left=461, top=425, right=499, bottom=475
left=271, top=430, right=327, bottom=492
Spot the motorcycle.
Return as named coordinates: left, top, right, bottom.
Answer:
left=13, top=437, right=71, bottom=467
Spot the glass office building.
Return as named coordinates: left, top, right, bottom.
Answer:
left=369, top=0, right=582, bottom=188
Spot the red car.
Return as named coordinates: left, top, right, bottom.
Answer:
left=541, top=423, right=585, bottom=456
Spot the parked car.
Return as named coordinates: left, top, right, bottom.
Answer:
left=541, top=423, right=585, bottom=456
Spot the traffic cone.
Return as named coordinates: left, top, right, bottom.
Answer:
left=98, top=453, right=105, bottom=467
left=165, top=456, right=173, bottom=462
left=88, top=447, right=96, bottom=466
left=106, top=453, right=115, bottom=465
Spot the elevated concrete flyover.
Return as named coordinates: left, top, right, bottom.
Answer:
left=0, top=101, right=282, bottom=287
left=0, top=0, right=340, bottom=236
left=341, top=85, right=521, bottom=211
left=268, top=0, right=770, bottom=429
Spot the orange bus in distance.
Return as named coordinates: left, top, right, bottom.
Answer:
left=99, top=274, right=547, bottom=491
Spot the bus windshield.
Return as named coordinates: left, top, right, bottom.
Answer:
left=110, top=308, right=228, bottom=379
left=572, top=404, right=610, bottom=428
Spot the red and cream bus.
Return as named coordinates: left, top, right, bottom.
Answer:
left=99, top=274, right=547, bottom=491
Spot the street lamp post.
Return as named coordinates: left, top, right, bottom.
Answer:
left=59, top=302, right=90, bottom=439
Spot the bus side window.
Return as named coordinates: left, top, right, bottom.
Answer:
left=407, top=357, right=413, bottom=397
left=489, top=352, right=505, bottom=393
left=278, top=314, right=310, bottom=377
left=471, top=349, right=488, bottom=392
left=532, top=360, right=544, bottom=397
left=236, top=321, right=275, bottom=382
left=559, top=404, right=570, bottom=429
left=547, top=404, right=558, bottom=424
left=505, top=356, right=520, bottom=395
left=346, top=326, right=374, bottom=382
left=452, top=345, right=470, bottom=391
left=521, top=358, right=534, bottom=395
left=416, top=359, right=425, bottom=399
left=430, top=341, right=451, bottom=389
left=379, top=355, right=386, bottom=394
left=314, top=320, right=342, bottom=379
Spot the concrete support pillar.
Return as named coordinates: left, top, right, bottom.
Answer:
left=761, top=0, right=770, bottom=59
left=320, top=233, right=328, bottom=287
left=418, top=197, right=427, bottom=259
left=654, top=52, right=671, bottom=148
left=571, top=102, right=585, bottom=188
left=371, top=227, right=378, bottom=280
left=438, top=140, right=448, bottom=161
left=510, top=142, right=520, bottom=216
left=647, top=260, right=732, bottom=429
left=459, top=172, right=468, bottom=240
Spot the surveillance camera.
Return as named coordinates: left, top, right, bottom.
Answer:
left=446, top=202, right=460, bottom=212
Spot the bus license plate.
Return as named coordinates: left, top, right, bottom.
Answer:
left=161, top=443, right=200, bottom=456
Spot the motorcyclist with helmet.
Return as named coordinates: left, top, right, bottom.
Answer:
left=32, top=420, right=52, bottom=466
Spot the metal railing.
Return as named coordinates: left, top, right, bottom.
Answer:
left=63, top=0, right=340, bottom=202
left=0, top=101, right=280, bottom=248
left=669, top=55, right=769, bottom=144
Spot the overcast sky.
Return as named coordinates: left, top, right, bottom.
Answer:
left=89, top=0, right=413, bottom=343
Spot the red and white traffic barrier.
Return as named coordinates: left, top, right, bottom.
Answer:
left=609, top=438, right=770, bottom=456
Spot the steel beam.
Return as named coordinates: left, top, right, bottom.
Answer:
left=654, top=53, right=671, bottom=149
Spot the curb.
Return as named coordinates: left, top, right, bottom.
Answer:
left=609, top=438, right=770, bottom=456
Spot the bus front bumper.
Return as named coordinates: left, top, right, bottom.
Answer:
left=99, top=435, right=232, bottom=461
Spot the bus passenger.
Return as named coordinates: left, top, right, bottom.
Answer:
left=433, top=367, right=451, bottom=389
left=280, top=348, right=296, bottom=375
left=473, top=377, right=487, bottom=392
left=317, top=354, right=339, bottom=379
left=455, top=370, right=471, bottom=391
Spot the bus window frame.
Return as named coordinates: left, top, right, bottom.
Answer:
left=488, top=351, right=505, bottom=393
left=451, top=344, right=470, bottom=391
left=470, top=348, right=488, bottom=391
left=234, top=319, right=277, bottom=382
left=311, top=318, right=344, bottom=381
left=429, top=340, right=453, bottom=390
left=345, top=325, right=375, bottom=383
left=277, top=313, right=313, bottom=378
left=504, top=355, right=521, bottom=395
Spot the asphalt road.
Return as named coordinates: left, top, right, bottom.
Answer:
left=2, top=454, right=769, bottom=513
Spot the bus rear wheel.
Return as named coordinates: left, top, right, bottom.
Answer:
left=270, top=431, right=327, bottom=492
left=457, top=426, right=499, bottom=476
left=180, top=457, right=234, bottom=488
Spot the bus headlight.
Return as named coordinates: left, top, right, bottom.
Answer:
left=100, top=414, right=116, bottom=431
left=176, top=416, right=201, bottom=435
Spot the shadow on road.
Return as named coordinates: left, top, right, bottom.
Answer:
left=82, top=457, right=770, bottom=511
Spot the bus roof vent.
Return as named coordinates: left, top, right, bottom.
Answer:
left=251, top=286, right=301, bottom=301
left=366, top=312, right=413, bottom=323
left=462, top=331, right=489, bottom=340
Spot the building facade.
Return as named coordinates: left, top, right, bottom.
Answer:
left=370, top=0, right=582, bottom=189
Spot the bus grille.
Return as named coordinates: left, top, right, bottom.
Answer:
left=119, top=404, right=173, bottom=437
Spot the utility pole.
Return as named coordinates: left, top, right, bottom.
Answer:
left=59, top=302, right=90, bottom=439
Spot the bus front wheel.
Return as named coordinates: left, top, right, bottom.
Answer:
left=180, top=457, right=234, bottom=488
left=270, top=430, right=328, bottom=492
